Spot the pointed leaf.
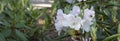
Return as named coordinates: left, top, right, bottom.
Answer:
left=1, top=29, right=11, bottom=37
left=0, top=34, right=6, bottom=41
left=102, top=34, right=120, bottom=41
left=15, top=30, right=28, bottom=41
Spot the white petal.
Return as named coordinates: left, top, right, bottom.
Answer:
left=57, top=9, right=64, bottom=15
left=54, top=22, right=64, bottom=35
left=55, top=22, right=63, bottom=31
left=70, top=6, right=80, bottom=16
left=74, top=24, right=81, bottom=30
left=82, top=24, right=91, bottom=32
left=84, top=8, right=95, bottom=21
left=81, top=19, right=93, bottom=32
left=67, top=15, right=82, bottom=30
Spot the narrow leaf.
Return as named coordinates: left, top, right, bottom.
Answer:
left=15, top=30, right=28, bottom=41
left=0, top=34, right=6, bottom=41
left=102, top=34, right=120, bottom=41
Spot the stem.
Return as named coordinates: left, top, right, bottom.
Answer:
left=90, top=23, right=97, bottom=41
left=118, top=22, right=120, bottom=41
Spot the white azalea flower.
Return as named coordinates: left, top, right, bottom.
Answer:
left=55, top=9, right=68, bottom=35
left=55, top=9, right=71, bottom=26
left=55, top=9, right=74, bottom=35
left=84, top=8, right=95, bottom=24
left=81, top=7, right=95, bottom=33
left=70, top=6, right=81, bottom=16
left=55, top=7, right=95, bottom=35
left=68, top=6, right=82, bottom=30
left=66, top=0, right=75, bottom=4
left=55, top=8, right=82, bottom=35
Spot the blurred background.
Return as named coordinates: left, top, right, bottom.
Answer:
left=31, top=0, right=54, bottom=9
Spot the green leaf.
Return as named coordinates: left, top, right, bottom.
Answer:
left=55, top=34, right=70, bottom=40
left=1, top=19, right=10, bottom=27
left=5, top=10, right=14, bottom=19
left=102, top=34, right=120, bottom=41
left=24, top=25, right=32, bottom=30
left=0, top=14, right=5, bottom=19
left=15, top=22, right=25, bottom=28
left=0, top=4, right=4, bottom=14
left=64, top=6, right=71, bottom=14
left=30, top=27, right=39, bottom=36
left=1, top=29, right=11, bottom=37
left=15, top=30, right=28, bottom=41
left=7, top=39, right=17, bottom=41
left=103, top=9, right=110, bottom=17
left=0, top=33, right=6, bottom=41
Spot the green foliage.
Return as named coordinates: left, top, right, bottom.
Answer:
left=15, top=30, right=28, bottom=41
left=0, top=34, right=6, bottom=41
left=102, top=34, right=120, bottom=41
left=0, top=0, right=43, bottom=41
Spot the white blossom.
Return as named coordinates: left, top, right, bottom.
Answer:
left=55, top=9, right=68, bottom=35
left=67, top=6, right=82, bottom=30
left=55, top=6, right=95, bottom=35
left=83, top=8, right=95, bottom=25
left=55, top=7, right=82, bottom=35
left=55, top=9, right=71, bottom=27
left=70, top=6, right=81, bottom=16
left=81, top=7, right=95, bottom=33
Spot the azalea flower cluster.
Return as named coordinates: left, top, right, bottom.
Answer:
left=54, top=6, right=95, bottom=35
